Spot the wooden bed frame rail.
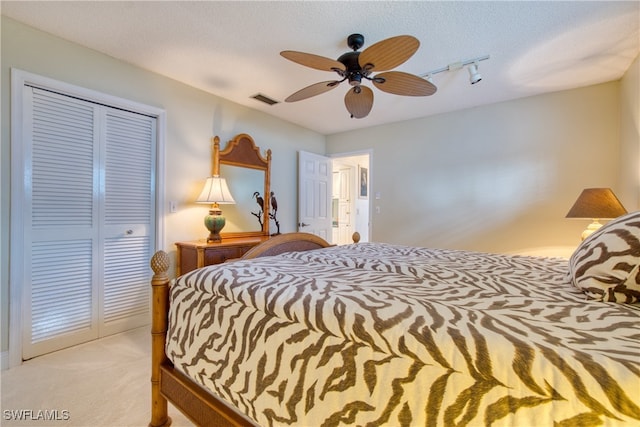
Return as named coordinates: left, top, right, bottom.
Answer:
left=149, top=232, right=353, bottom=426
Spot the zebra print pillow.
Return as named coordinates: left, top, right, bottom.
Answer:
left=568, top=210, right=640, bottom=303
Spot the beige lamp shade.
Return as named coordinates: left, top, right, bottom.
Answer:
left=196, top=176, right=235, bottom=204
left=566, top=188, right=627, bottom=240
left=196, top=176, right=235, bottom=242
left=565, top=188, right=627, bottom=219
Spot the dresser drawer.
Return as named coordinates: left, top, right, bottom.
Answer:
left=203, top=246, right=243, bottom=265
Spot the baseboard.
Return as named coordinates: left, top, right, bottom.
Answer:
left=1, top=351, right=8, bottom=370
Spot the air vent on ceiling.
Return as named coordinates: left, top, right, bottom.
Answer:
left=251, top=93, right=279, bottom=106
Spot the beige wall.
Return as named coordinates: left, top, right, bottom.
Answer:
left=620, top=54, right=640, bottom=208
left=327, top=78, right=637, bottom=255
left=0, top=17, right=324, bottom=357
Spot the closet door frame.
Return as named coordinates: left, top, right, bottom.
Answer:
left=9, top=69, right=166, bottom=368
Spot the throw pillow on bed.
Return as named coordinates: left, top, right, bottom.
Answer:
left=568, top=210, right=640, bottom=303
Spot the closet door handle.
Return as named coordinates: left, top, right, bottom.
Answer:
left=126, top=229, right=133, bottom=235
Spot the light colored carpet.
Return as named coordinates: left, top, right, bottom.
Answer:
left=1, top=327, right=193, bottom=426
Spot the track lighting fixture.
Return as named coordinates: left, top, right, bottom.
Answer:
left=421, top=55, right=489, bottom=85
left=468, top=62, right=482, bottom=84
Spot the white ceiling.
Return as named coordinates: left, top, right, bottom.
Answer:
left=2, top=1, right=639, bottom=135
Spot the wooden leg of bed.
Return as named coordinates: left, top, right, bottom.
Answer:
left=150, top=251, right=172, bottom=427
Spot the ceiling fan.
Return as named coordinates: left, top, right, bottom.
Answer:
left=280, top=33, right=437, bottom=119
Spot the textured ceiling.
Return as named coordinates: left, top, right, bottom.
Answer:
left=2, top=1, right=639, bottom=135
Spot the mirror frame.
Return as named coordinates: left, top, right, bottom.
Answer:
left=214, top=133, right=271, bottom=238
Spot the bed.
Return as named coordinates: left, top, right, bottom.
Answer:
left=149, top=213, right=640, bottom=427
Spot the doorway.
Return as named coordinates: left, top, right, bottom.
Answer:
left=331, top=152, right=371, bottom=244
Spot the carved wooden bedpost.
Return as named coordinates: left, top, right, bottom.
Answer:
left=149, top=251, right=172, bottom=427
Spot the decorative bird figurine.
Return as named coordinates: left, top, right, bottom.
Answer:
left=253, top=192, right=264, bottom=211
left=270, top=191, right=278, bottom=214
left=269, top=191, right=281, bottom=235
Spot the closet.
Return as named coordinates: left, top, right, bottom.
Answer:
left=16, top=83, right=157, bottom=359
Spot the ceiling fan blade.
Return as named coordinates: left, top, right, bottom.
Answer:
left=358, top=35, right=419, bottom=72
left=373, top=71, right=437, bottom=96
left=284, top=80, right=341, bottom=102
left=344, top=86, right=374, bottom=119
left=280, top=51, right=346, bottom=72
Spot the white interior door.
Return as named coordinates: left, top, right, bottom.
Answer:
left=298, top=151, right=332, bottom=242
left=20, top=87, right=155, bottom=359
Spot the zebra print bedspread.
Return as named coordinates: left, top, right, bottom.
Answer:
left=166, top=243, right=640, bottom=427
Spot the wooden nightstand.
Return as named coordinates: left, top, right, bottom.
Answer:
left=175, top=236, right=269, bottom=276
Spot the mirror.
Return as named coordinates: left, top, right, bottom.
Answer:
left=214, top=134, right=271, bottom=238
left=219, top=165, right=264, bottom=233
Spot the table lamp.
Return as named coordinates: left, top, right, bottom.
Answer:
left=565, top=188, right=627, bottom=240
left=196, top=175, right=235, bottom=242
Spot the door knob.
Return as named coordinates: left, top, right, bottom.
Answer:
left=126, top=229, right=133, bottom=235
left=298, top=222, right=310, bottom=227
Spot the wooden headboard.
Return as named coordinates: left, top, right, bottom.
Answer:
left=240, top=232, right=332, bottom=259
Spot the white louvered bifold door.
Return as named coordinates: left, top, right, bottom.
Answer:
left=101, top=109, right=155, bottom=336
left=22, top=88, right=155, bottom=359
left=24, top=88, right=99, bottom=359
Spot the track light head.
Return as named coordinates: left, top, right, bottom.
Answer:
left=468, top=62, right=482, bottom=85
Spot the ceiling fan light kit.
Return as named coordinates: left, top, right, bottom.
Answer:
left=281, top=33, right=437, bottom=119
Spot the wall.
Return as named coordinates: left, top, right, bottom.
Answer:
left=620, top=54, right=640, bottom=208
left=0, top=17, right=324, bottom=359
left=327, top=80, right=632, bottom=256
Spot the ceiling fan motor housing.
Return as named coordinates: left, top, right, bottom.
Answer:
left=337, top=51, right=365, bottom=86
